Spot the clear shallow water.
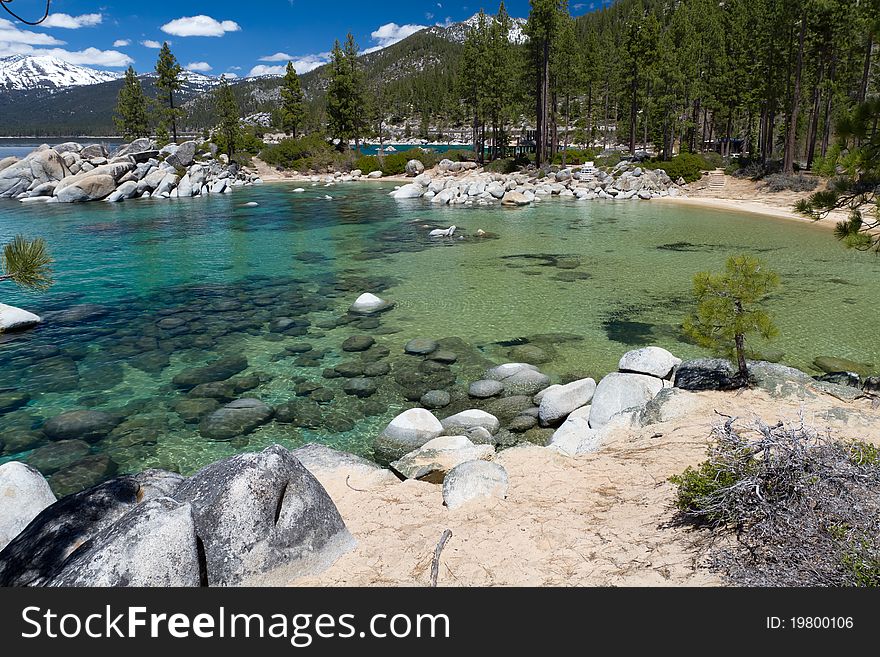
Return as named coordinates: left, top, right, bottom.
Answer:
left=1, top=183, right=878, bottom=494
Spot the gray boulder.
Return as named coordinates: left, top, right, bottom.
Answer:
left=405, top=159, right=425, bottom=176
left=0, top=463, right=56, bottom=551
left=166, top=141, right=197, bottom=168
left=199, top=398, right=274, bottom=440
left=80, top=144, right=108, bottom=159
left=115, top=138, right=156, bottom=158
left=538, top=378, right=596, bottom=425
left=48, top=498, right=201, bottom=587
left=442, top=461, right=509, bottom=509
left=618, top=346, right=681, bottom=379
left=172, top=355, right=249, bottom=388
left=469, top=379, right=504, bottom=398
left=589, top=372, right=664, bottom=429
left=549, top=417, right=601, bottom=455
left=441, top=409, right=500, bottom=435
left=392, top=436, right=494, bottom=481
left=55, top=174, right=116, bottom=202
left=674, top=358, right=741, bottom=391
left=373, top=408, right=443, bottom=463
left=173, top=445, right=355, bottom=586
left=0, top=477, right=144, bottom=586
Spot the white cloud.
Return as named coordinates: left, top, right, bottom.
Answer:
left=41, top=13, right=103, bottom=29
left=259, top=52, right=293, bottom=62
left=141, top=40, right=163, bottom=49
left=436, top=17, right=454, bottom=28
left=222, top=72, right=238, bottom=79
left=161, top=15, right=241, bottom=38
left=369, top=22, right=426, bottom=49
left=0, top=18, right=65, bottom=45
left=113, top=39, right=131, bottom=47
left=185, top=61, right=212, bottom=72
left=249, top=52, right=330, bottom=76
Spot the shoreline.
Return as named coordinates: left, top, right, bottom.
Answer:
left=654, top=195, right=840, bottom=230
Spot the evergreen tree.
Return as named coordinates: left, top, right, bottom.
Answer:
left=214, top=75, right=241, bottom=158
left=113, top=67, right=149, bottom=141
left=526, top=0, right=564, bottom=165
left=280, top=62, right=305, bottom=138
left=684, top=255, right=780, bottom=385
left=155, top=42, right=183, bottom=143
left=326, top=33, right=366, bottom=151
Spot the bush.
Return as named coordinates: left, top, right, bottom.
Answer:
left=352, top=148, right=439, bottom=176
left=484, top=157, right=518, bottom=174
left=260, top=133, right=334, bottom=170
left=762, top=173, right=819, bottom=193
left=552, top=148, right=600, bottom=165
left=643, top=152, right=713, bottom=183
left=670, top=418, right=880, bottom=586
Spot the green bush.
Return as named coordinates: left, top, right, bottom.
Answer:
left=354, top=154, right=381, bottom=174
left=552, top=148, right=600, bottom=165
left=594, top=151, right=621, bottom=169
left=353, top=148, right=439, bottom=176
left=484, top=157, right=518, bottom=174
left=260, top=133, right=334, bottom=170
left=643, top=152, right=713, bottom=183
left=668, top=461, right=739, bottom=522
left=445, top=149, right=477, bottom=162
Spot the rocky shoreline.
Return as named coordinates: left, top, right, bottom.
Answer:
left=0, top=138, right=263, bottom=203
left=2, top=311, right=876, bottom=586
left=387, top=157, right=686, bottom=206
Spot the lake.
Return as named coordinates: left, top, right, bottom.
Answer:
left=1, top=183, right=877, bottom=494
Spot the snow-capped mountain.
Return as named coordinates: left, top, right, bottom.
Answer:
left=0, top=54, right=123, bottom=91
left=139, top=70, right=222, bottom=93
left=437, top=13, right=528, bottom=45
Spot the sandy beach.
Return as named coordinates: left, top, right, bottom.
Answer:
left=294, top=387, right=880, bottom=587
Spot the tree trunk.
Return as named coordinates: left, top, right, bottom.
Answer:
left=169, top=91, right=178, bottom=143
left=806, top=56, right=825, bottom=170
left=783, top=12, right=807, bottom=175
left=858, top=33, right=874, bottom=104
left=629, top=74, right=638, bottom=156
left=734, top=332, right=748, bottom=384
left=820, top=55, right=836, bottom=158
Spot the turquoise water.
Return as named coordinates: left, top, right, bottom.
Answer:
left=1, top=183, right=878, bottom=494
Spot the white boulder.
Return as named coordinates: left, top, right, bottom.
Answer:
left=589, top=372, right=664, bottom=429
left=618, top=346, right=681, bottom=379
left=442, top=461, right=509, bottom=509
left=0, top=303, right=42, bottom=333
left=538, top=378, right=597, bottom=425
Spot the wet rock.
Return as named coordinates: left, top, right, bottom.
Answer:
left=42, top=303, right=107, bottom=325
left=674, top=358, right=741, bottom=391
left=538, top=378, right=596, bottom=426
left=0, top=392, right=29, bottom=414
left=295, top=381, right=322, bottom=397
left=0, top=462, right=56, bottom=551
left=482, top=395, right=534, bottom=423
left=343, top=378, right=379, bottom=398
left=129, top=350, right=170, bottom=374
left=442, top=461, right=509, bottom=509
left=508, top=415, right=538, bottom=432
left=486, top=362, right=539, bottom=381
left=500, top=368, right=551, bottom=396
left=1, top=429, right=43, bottom=455
left=374, top=408, right=444, bottom=464
left=199, top=398, right=273, bottom=440
left=508, top=344, right=551, bottom=364
left=342, top=335, right=375, bottom=352
left=174, top=398, right=220, bottom=423
left=618, top=346, right=681, bottom=379
left=815, top=372, right=861, bottom=388
left=363, top=361, right=391, bottom=377
left=48, top=497, right=201, bottom=587
left=813, top=356, right=874, bottom=378
left=275, top=400, right=322, bottom=428
left=421, top=390, right=451, bottom=409
left=286, top=343, right=314, bottom=354
left=429, top=350, right=458, bottom=364
left=172, top=355, right=248, bottom=389
left=0, top=476, right=143, bottom=587
left=589, top=372, right=664, bottom=429
left=309, top=388, right=336, bottom=403
left=392, top=436, right=494, bottom=482
left=469, top=379, right=504, bottom=398
left=334, top=361, right=366, bottom=378
left=441, top=409, right=500, bottom=435
left=173, top=445, right=355, bottom=586
left=405, top=338, right=439, bottom=355
left=26, top=356, right=80, bottom=393
left=49, top=454, right=119, bottom=497
left=42, top=410, right=120, bottom=443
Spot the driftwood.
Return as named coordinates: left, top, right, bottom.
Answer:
left=430, top=529, right=453, bottom=587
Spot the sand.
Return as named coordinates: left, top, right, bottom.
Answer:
left=293, top=387, right=880, bottom=587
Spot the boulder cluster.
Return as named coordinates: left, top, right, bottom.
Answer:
left=0, top=445, right=354, bottom=587
left=390, top=158, right=685, bottom=206
left=0, top=138, right=263, bottom=203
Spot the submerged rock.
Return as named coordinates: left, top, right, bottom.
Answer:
left=172, top=355, right=249, bottom=389
left=42, top=410, right=120, bottom=442
left=199, top=398, right=274, bottom=440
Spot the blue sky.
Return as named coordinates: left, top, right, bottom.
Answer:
left=0, top=0, right=608, bottom=77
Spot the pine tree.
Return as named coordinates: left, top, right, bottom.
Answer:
left=280, top=62, right=305, bottom=138
left=526, top=0, right=564, bottom=166
left=0, top=236, right=54, bottom=292
left=684, top=255, right=780, bottom=384
left=214, top=76, right=241, bottom=158
left=113, top=67, right=149, bottom=141
left=326, top=33, right=366, bottom=151
left=155, top=42, right=183, bottom=143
